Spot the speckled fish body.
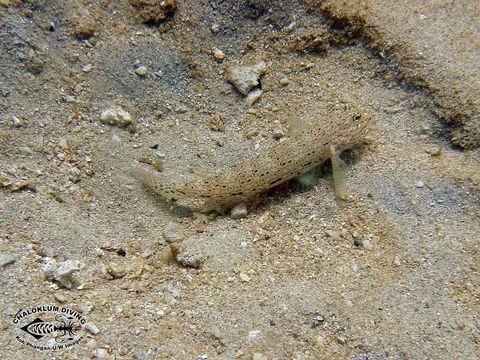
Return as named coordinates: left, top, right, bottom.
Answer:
left=132, top=104, right=371, bottom=211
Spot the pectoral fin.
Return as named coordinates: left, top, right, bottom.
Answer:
left=330, top=145, right=348, bottom=200
left=296, top=166, right=322, bottom=188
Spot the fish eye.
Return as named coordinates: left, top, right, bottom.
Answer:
left=352, top=114, right=361, bottom=122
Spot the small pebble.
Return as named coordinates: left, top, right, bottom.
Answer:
left=312, top=315, right=324, bottom=327
left=134, top=65, right=148, bottom=76
left=227, top=61, right=267, bottom=96
left=0, top=253, right=15, bottom=267
left=239, top=272, right=251, bottom=282
left=86, top=339, right=98, bottom=350
left=393, top=255, right=401, bottom=266
left=64, top=95, right=75, bottom=103
left=92, top=348, right=107, bottom=359
left=352, top=264, right=360, bottom=273
left=353, top=238, right=362, bottom=247
left=42, top=258, right=81, bottom=289
left=230, top=203, right=248, bottom=219
left=86, top=323, right=100, bottom=335
left=246, top=88, right=263, bottom=106
left=176, top=254, right=203, bottom=269
left=100, top=107, right=133, bottom=127
left=419, top=123, right=432, bottom=134
left=426, top=146, right=442, bottom=156
left=336, top=335, right=347, bottom=344
left=211, top=23, right=220, bottom=33
left=12, top=116, right=22, bottom=127
left=0, top=176, right=12, bottom=188
left=53, top=293, right=67, bottom=303
left=11, top=179, right=37, bottom=192
left=94, top=248, right=105, bottom=257
left=82, top=64, right=92, bottom=72
left=248, top=330, right=261, bottom=341
left=163, top=221, right=184, bottom=243
left=285, top=21, right=297, bottom=31
left=212, top=48, right=225, bottom=61
left=362, top=239, right=373, bottom=251
left=279, top=77, right=290, bottom=86
left=416, top=180, right=425, bottom=188
left=56, top=259, right=82, bottom=288
left=107, top=261, right=127, bottom=279
left=175, top=106, right=188, bottom=113
left=346, top=300, right=353, bottom=308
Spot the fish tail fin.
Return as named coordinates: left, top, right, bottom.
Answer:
left=129, top=165, right=187, bottom=202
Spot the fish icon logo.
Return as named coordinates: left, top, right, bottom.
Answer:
left=20, top=315, right=82, bottom=342
left=13, top=305, right=87, bottom=351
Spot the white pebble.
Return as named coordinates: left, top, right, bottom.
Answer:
left=230, top=203, right=248, bottom=219
left=279, top=77, right=290, bottom=86
left=211, top=23, right=220, bottom=33
left=85, top=323, right=100, bottom=335
left=416, top=180, right=425, bottom=188
left=246, top=89, right=263, bottom=106
left=82, top=64, right=92, bottom=72
left=92, top=348, right=107, bottom=359
left=12, top=116, right=22, bottom=127
left=212, top=48, right=225, bottom=61
left=362, top=239, right=373, bottom=251
left=393, top=255, right=401, bottom=266
left=248, top=330, right=261, bottom=341
left=134, top=65, right=148, bottom=76
left=100, top=107, right=133, bottom=127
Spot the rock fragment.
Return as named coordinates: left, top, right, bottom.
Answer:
left=246, top=88, right=263, bottom=106
left=248, top=330, right=261, bottom=341
left=11, top=180, right=37, bottom=192
left=53, top=293, right=67, bottom=303
left=426, top=145, right=442, bottom=156
left=209, top=114, right=225, bottom=132
left=92, top=348, right=108, bottom=359
left=0, top=253, right=15, bottom=267
left=73, top=12, right=96, bottom=40
left=134, top=65, right=148, bottom=76
left=131, top=0, right=177, bottom=25
left=11, top=116, right=22, bottom=127
left=227, top=61, right=267, bottom=96
left=279, top=77, right=290, bottom=86
left=42, top=258, right=82, bottom=289
left=176, top=254, right=203, bottom=269
left=362, top=238, right=373, bottom=251
left=393, top=255, right=401, bottom=266
left=212, top=48, right=225, bottom=61
left=85, top=323, right=100, bottom=335
left=230, top=203, right=248, bottom=219
left=170, top=244, right=204, bottom=269
left=0, top=176, right=12, bottom=188
left=163, top=221, right=184, bottom=243
left=106, top=261, right=127, bottom=279
left=100, top=107, right=133, bottom=127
